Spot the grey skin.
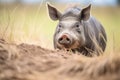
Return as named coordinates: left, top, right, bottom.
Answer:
left=47, top=4, right=107, bottom=56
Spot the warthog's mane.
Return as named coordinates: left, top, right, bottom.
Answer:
left=60, top=7, right=82, bottom=20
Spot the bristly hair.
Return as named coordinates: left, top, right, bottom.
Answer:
left=60, top=7, right=82, bottom=20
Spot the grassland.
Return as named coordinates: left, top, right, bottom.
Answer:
left=0, top=4, right=120, bottom=54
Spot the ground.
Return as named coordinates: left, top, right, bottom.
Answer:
left=0, top=39, right=120, bottom=80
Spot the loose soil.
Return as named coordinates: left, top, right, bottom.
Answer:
left=0, top=39, right=120, bottom=80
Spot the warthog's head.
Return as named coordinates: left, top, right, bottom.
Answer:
left=47, top=3, right=91, bottom=50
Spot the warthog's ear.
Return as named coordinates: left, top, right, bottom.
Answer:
left=81, top=4, right=91, bottom=21
left=47, top=3, right=62, bottom=21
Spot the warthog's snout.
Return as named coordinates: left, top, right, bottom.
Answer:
left=58, top=34, right=72, bottom=47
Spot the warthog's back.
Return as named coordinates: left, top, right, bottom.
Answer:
left=80, top=16, right=107, bottom=55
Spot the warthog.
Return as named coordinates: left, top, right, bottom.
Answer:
left=47, top=3, right=107, bottom=56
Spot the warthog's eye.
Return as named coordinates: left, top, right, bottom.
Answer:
left=58, top=24, right=62, bottom=28
left=76, top=24, right=79, bottom=28
left=75, top=24, right=81, bottom=33
left=57, top=24, right=62, bottom=33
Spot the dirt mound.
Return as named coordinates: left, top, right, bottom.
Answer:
left=0, top=39, right=120, bottom=80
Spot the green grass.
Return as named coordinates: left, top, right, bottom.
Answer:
left=0, top=4, right=120, bottom=53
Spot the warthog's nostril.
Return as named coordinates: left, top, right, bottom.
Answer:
left=59, top=37, right=63, bottom=41
left=66, top=37, right=70, bottom=41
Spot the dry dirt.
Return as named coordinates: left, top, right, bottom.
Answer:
left=0, top=39, right=120, bottom=80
